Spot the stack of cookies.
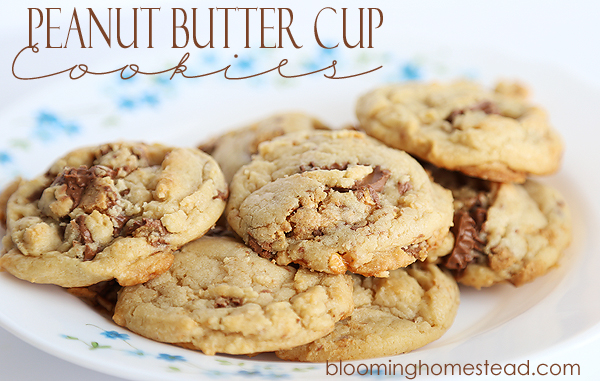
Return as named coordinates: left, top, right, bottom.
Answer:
left=356, top=81, right=571, bottom=288
left=0, top=81, right=572, bottom=362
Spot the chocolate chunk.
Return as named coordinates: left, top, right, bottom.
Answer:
left=112, top=214, right=130, bottom=236
left=79, top=181, right=118, bottom=213
left=82, top=246, right=97, bottom=261
left=325, top=163, right=349, bottom=171
left=126, top=218, right=168, bottom=246
left=444, top=196, right=488, bottom=271
left=330, top=186, right=351, bottom=194
left=351, top=166, right=391, bottom=208
left=92, top=165, right=117, bottom=178
left=74, top=215, right=98, bottom=261
left=75, top=215, right=93, bottom=245
left=299, top=164, right=312, bottom=172
left=354, top=188, right=381, bottom=208
left=352, top=166, right=391, bottom=193
left=397, top=182, right=412, bottom=195
left=213, top=189, right=229, bottom=201
left=350, top=221, right=368, bottom=231
left=445, top=212, right=480, bottom=270
left=247, top=235, right=275, bottom=259
left=52, top=165, right=117, bottom=209
left=445, top=100, right=501, bottom=123
left=114, top=166, right=137, bottom=178
left=402, top=241, right=427, bottom=257
left=52, top=166, right=95, bottom=207
left=300, top=162, right=380, bottom=205
left=299, top=162, right=349, bottom=172
left=474, top=101, right=501, bottom=115
left=26, top=187, right=45, bottom=203
left=472, top=206, right=487, bottom=227
left=328, top=166, right=391, bottom=207
left=124, top=218, right=158, bottom=235
left=312, top=228, right=324, bottom=237
left=214, top=296, right=243, bottom=308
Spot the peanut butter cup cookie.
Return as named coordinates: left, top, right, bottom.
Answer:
left=0, top=142, right=227, bottom=287
left=113, top=236, right=354, bottom=355
left=0, top=177, right=21, bottom=229
left=226, top=130, right=454, bottom=277
left=276, top=263, right=459, bottom=361
left=199, top=112, right=328, bottom=183
left=433, top=168, right=572, bottom=288
left=356, top=81, right=563, bottom=183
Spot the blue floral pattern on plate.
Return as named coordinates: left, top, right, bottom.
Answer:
left=61, top=325, right=318, bottom=379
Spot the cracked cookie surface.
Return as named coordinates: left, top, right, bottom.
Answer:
left=226, top=130, right=454, bottom=277
left=113, top=236, right=354, bottom=355
left=0, top=142, right=227, bottom=287
left=356, top=81, right=564, bottom=183
left=199, top=112, right=328, bottom=183
left=432, top=168, right=572, bottom=288
left=276, top=263, right=459, bottom=361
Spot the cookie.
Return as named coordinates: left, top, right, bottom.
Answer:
left=200, top=112, right=328, bottom=183
left=226, top=130, right=454, bottom=277
left=276, top=263, right=460, bottom=361
left=0, top=177, right=21, bottom=229
left=432, top=168, right=572, bottom=288
left=0, top=142, right=227, bottom=287
left=67, top=280, right=122, bottom=317
left=356, top=81, right=564, bottom=183
left=113, top=236, right=354, bottom=356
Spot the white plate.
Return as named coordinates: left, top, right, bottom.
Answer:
left=0, top=50, right=599, bottom=381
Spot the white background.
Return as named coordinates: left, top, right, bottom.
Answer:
left=1, top=1, right=599, bottom=380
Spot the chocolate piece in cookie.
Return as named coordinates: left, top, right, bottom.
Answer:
left=227, top=130, right=454, bottom=277
left=432, top=168, right=572, bottom=288
left=276, top=263, right=459, bottom=361
left=356, top=80, right=564, bottom=183
left=113, top=236, right=354, bottom=356
left=198, top=112, right=328, bottom=183
left=0, top=142, right=227, bottom=287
